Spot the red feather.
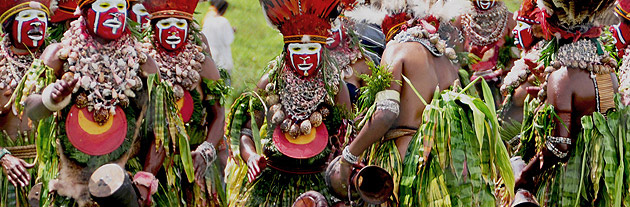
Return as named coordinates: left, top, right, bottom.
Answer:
left=261, top=0, right=339, bottom=37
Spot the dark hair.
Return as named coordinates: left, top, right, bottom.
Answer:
left=211, top=0, right=229, bottom=16
left=1, top=15, right=15, bottom=36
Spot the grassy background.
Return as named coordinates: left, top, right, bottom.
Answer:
left=193, top=0, right=521, bottom=104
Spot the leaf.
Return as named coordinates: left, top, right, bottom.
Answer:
left=178, top=129, right=195, bottom=183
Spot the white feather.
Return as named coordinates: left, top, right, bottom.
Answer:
left=407, top=0, right=472, bottom=21
left=346, top=5, right=388, bottom=24
left=381, top=0, right=408, bottom=13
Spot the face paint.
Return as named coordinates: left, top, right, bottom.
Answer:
left=326, top=19, right=343, bottom=49
left=155, top=17, right=188, bottom=50
left=287, top=43, right=322, bottom=77
left=86, top=0, right=127, bottom=40
left=612, top=23, right=630, bottom=54
left=512, top=21, right=534, bottom=50
left=474, top=0, right=496, bottom=10
left=11, top=9, right=47, bottom=48
left=129, top=3, right=149, bottom=26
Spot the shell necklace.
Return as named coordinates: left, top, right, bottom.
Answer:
left=57, top=17, right=146, bottom=124
left=0, top=36, right=40, bottom=92
left=462, top=2, right=508, bottom=46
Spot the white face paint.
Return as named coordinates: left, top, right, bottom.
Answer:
left=91, top=0, right=127, bottom=35
left=475, top=0, right=496, bottom=10
left=131, top=3, right=149, bottom=24
left=287, top=43, right=322, bottom=76
left=14, top=9, right=47, bottom=47
left=156, top=17, right=188, bottom=49
left=326, top=18, right=343, bottom=47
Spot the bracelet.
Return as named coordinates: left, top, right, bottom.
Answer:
left=197, top=141, right=217, bottom=167
left=547, top=136, right=572, bottom=145
left=545, top=140, right=568, bottom=159
left=342, top=146, right=359, bottom=164
left=0, top=148, right=10, bottom=160
left=376, top=99, right=400, bottom=116
left=375, top=90, right=400, bottom=102
left=41, top=84, right=71, bottom=111
left=241, top=128, right=253, bottom=138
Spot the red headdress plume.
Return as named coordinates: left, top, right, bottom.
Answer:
left=260, top=0, right=340, bottom=44
left=143, top=0, right=199, bottom=20
left=0, top=0, right=51, bottom=24
left=381, top=12, right=409, bottom=41
left=515, top=0, right=541, bottom=25
left=50, top=0, right=78, bottom=23
left=617, top=0, right=630, bottom=21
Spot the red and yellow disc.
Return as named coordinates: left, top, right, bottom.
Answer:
left=272, top=124, right=328, bottom=159
left=66, top=105, right=127, bottom=156
left=176, top=90, right=194, bottom=123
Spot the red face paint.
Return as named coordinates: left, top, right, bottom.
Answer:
left=287, top=43, right=322, bottom=77
left=11, top=9, right=47, bottom=49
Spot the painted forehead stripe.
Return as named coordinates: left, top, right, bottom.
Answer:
left=0, top=2, right=51, bottom=24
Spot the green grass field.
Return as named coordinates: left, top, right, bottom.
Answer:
left=194, top=0, right=522, bottom=104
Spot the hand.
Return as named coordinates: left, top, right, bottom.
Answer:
left=135, top=184, right=150, bottom=207
left=246, top=154, right=266, bottom=183
left=50, top=78, right=78, bottom=103
left=338, top=159, right=353, bottom=189
left=191, top=151, right=207, bottom=186
left=1, top=154, right=35, bottom=187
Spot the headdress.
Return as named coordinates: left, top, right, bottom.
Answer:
left=50, top=0, right=78, bottom=23
left=515, top=0, right=541, bottom=24
left=143, top=0, right=198, bottom=20
left=260, top=0, right=340, bottom=44
left=617, top=0, right=630, bottom=22
left=538, top=0, right=615, bottom=40
left=0, top=0, right=51, bottom=24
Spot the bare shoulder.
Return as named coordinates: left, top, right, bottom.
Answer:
left=200, top=55, right=220, bottom=81
left=546, top=67, right=572, bottom=109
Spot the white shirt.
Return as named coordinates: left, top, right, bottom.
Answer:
left=202, top=13, right=235, bottom=72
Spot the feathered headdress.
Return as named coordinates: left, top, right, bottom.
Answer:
left=0, top=0, right=51, bottom=24
left=260, top=0, right=340, bottom=44
left=537, top=0, right=615, bottom=40
left=144, top=0, right=199, bottom=20
left=515, top=0, right=541, bottom=24
left=617, top=0, right=630, bottom=22
left=538, top=0, right=615, bottom=28
left=78, top=0, right=128, bottom=9
left=50, top=0, right=78, bottom=23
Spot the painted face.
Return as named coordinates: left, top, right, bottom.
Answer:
left=287, top=43, right=322, bottom=77
left=11, top=9, right=47, bottom=48
left=155, top=17, right=188, bottom=50
left=513, top=21, right=534, bottom=50
left=326, top=19, right=343, bottom=49
left=86, top=0, right=127, bottom=40
left=474, top=0, right=496, bottom=10
left=129, top=3, right=149, bottom=26
left=612, top=23, right=630, bottom=53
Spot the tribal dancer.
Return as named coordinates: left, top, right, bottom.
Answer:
left=139, top=0, right=229, bottom=206
left=0, top=0, right=50, bottom=206
left=48, top=0, right=78, bottom=42
left=224, top=0, right=353, bottom=206
left=459, top=0, right=517, bottom=104
left=498, top=0, right=545, bottom=137
left=612, top=0, right=630, bottom=105
left=22, top=0, right=158, bottom=205
left=342, top=0, right=516, bottom=206
left=327, top=0, right=371, bottom=105
left=510, top=0, right=629, bottom=206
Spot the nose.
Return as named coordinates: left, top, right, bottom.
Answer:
left=299, top=56, right=310, bottom=61
left=30, top=22, right=41, bottom=27
left=109, top=12, right=122, bottom=17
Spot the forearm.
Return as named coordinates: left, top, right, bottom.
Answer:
left=204, top=103, right=225, bottom=147
left=143, top=139, right=166, bottom=175
left=348, top=110, right=397, bottom=156
left=24, top=94, right=53, bottom=122
left=239, top=133, right=258, bottom=162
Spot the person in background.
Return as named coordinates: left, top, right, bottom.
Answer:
left=202, top=0, right=234, bottom=73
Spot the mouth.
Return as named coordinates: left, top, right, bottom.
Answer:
left=326, top=37, right=335, bottom=45
left=165, top=35, right=181, bottom=45
left=298, top=63, right=313, bottom=71
left=27, top=30, right=43, bottom=41
left=103, top=19, right=122, bottom=28
left=479, top=1, right=492, bottom=9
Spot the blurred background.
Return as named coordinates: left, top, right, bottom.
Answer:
left=193, top=0, right=522, bottom=106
